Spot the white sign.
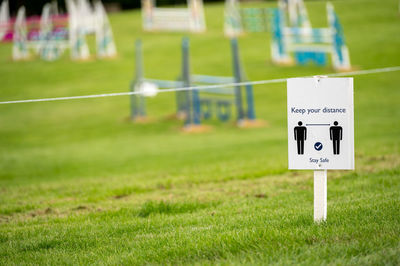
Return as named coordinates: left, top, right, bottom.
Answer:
left=287, top=77, right=354, bottom=170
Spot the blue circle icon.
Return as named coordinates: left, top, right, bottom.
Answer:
left=314, top=142, right=323, bottom=151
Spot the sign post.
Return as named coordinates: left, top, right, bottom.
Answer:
left=314, top=169, right=327, bottom=222
left=287, top=77, right=354, bottom=222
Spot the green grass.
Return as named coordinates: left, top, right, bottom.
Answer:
left=0, top=0, right=399, bottom=264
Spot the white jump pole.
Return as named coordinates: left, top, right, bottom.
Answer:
left=314, top=169, right=327, bottom=222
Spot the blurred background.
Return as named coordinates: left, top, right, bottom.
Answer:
left=0, top=0, right=399, bottom=264
left=9, top=0, right=227, bottom=15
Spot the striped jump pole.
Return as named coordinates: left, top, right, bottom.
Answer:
left=130, top=39, right=146, bottom=120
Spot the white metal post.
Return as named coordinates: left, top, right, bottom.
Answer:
left=314, top=169, right=327, bottom=222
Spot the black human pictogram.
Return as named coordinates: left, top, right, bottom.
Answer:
left=294, top=121, right=307, bottom=154
left=330, top=121, right=343, bottom=155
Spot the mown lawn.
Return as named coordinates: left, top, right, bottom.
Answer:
left=0, top=0, right=399, bottom=264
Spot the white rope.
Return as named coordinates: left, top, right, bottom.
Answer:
left=1, top=66, right=399, bottom=105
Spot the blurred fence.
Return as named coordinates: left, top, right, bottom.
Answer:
left=8, top=0, right=226, bottom=16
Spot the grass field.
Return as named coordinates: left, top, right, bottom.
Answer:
left=0, top=0, right=399, bottom=264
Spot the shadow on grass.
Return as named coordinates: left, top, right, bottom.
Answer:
left=137, top=200, right=218, bottom=218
